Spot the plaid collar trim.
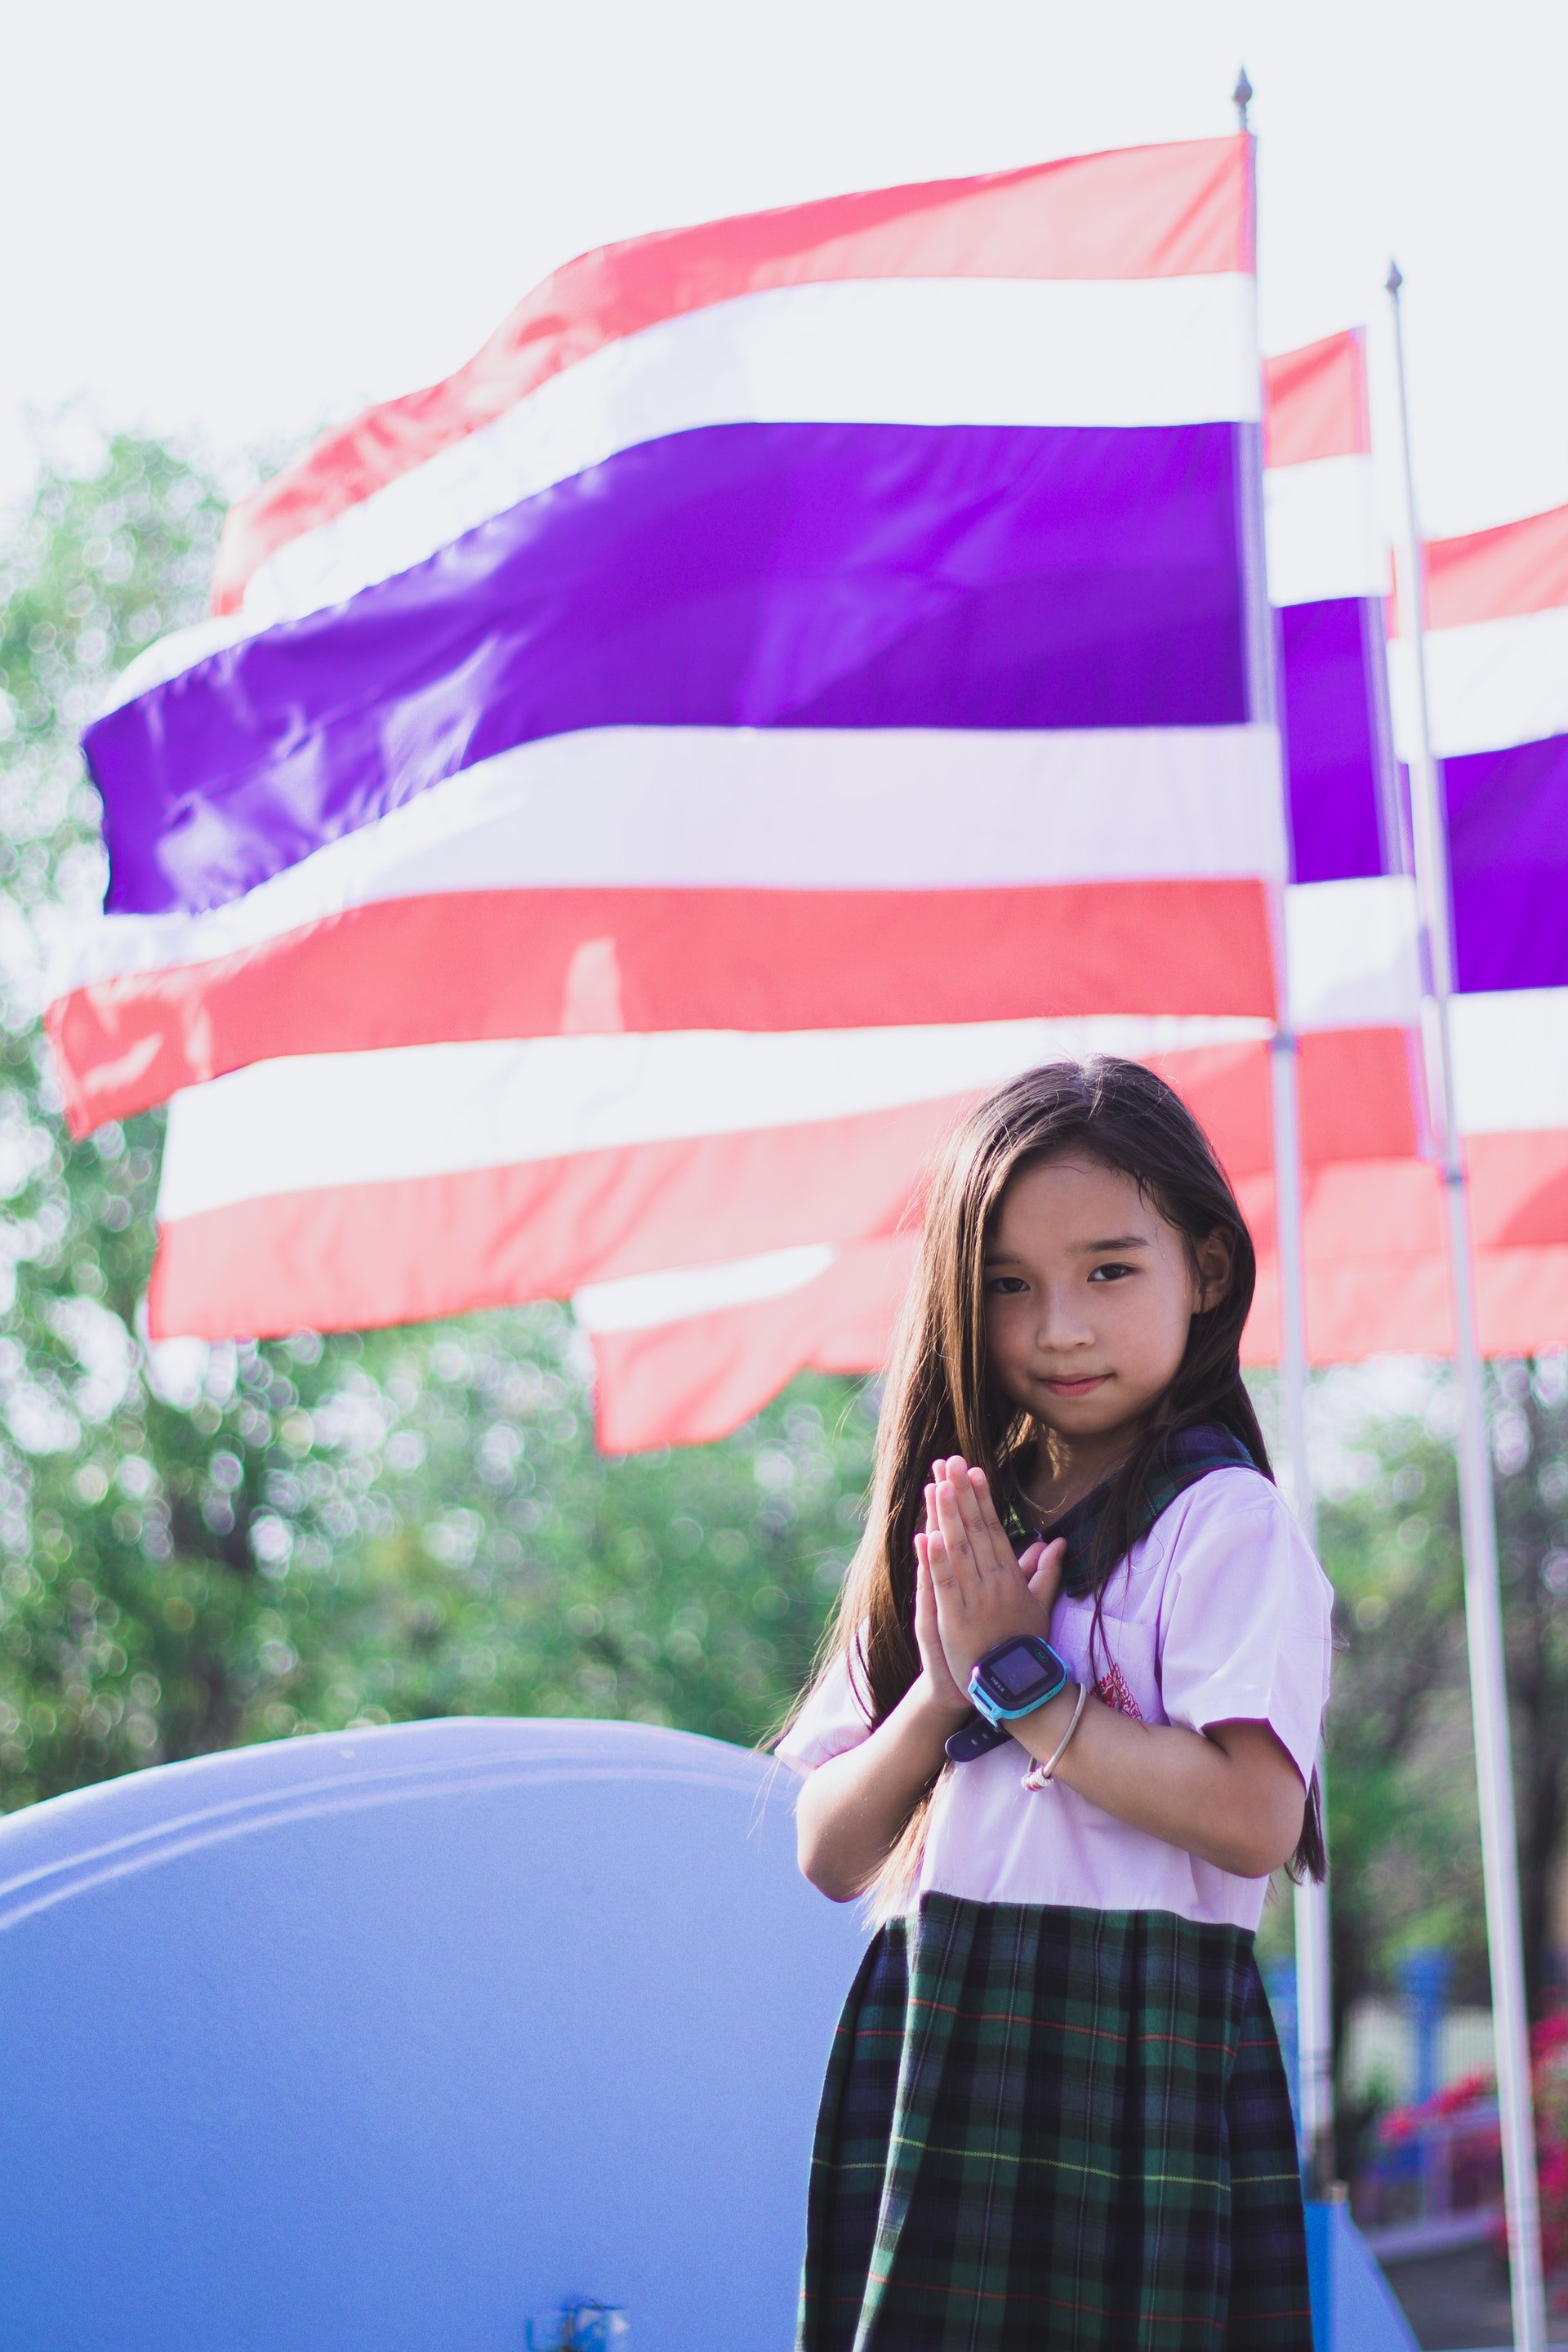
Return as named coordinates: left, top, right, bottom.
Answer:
left=1011, top=1421, right=1258, bottom=1600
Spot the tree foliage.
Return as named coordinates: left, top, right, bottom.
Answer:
left=1285, top=1363, right=1568, bottom=2167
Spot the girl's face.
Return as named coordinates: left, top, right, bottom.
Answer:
left=982, top=1154, right=1231, bottom=1446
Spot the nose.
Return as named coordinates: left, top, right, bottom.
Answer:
left=1031, top=1281, right=1096, bottom=1354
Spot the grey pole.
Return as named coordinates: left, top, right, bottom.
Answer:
left=1232, top=60, right=1337, bottom=2194
left=1385, top=257, right=1546, bottom=2352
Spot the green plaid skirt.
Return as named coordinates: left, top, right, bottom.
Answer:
left=799, top=1895, right=1312, bottom=2351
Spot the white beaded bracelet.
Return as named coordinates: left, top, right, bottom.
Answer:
left=1022, top=1682, right=1088, bottom=1792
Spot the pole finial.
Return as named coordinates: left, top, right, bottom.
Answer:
left=1232, top=66, right=1253, bottom=128
left=1386, top=258, right=1404, bottom=301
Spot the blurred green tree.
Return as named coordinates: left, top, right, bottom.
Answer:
left=1279, top=1361, right=1568, bottom=2171
left=0, top=430, right=872, bottom=1808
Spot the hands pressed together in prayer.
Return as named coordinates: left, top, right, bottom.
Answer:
left=913, top=1457, right=1067, bottom=1706
left=797, top=1455, right=1309, bottom=1900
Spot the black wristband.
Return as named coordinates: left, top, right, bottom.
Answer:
left=944, top=1713, right=1013, bottom=1764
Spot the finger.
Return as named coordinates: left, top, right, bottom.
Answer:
left=924, top=1519, right=960, bottom=1589
left=953, top=1467, right=994, bottom=1535
left=967, top=1464, right=1013, bottom=1546
left=915, top=1545, right=966, bottom=1698
left=933, top=1476, right=979, bottom=1581
left=1026, top=1535, right=1068, bottom=1600
left=952, top=1464, right=1011, bottom=1580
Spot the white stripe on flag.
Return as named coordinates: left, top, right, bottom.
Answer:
left=56, top=724, right=1285, bottom=994
left=155, top=1013, right=1272, bottom=1223
left=1388, top=606, right=1568, bottom=760
left=1263, top=454, right=1388, bottom=608
left=1285, top=877, right=1423, bottom=1032
left=575, top=1245, right=839, bottom=1334
left=1454, top=990, right=1568, bottom=1134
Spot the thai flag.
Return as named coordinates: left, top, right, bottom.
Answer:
left=1397, top=498, right=1568, bottom=1350
left=579, top=348, right=1568, bottom=1441
left=50, top=136, right=1292, bottom=1389
left=581, top=328, right=1419, bottom=1447
left=1266, top=327, right=1429, bottom=1371
left=1272, top=361, right=1568, bottom=1370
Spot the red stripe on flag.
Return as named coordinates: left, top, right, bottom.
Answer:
left=1472, top=1248, right=1568, bottom=1355
left=590, top=1238, right=915, bottom=1452
left=149, top=1043, right=1274, bottom=1341
left=1468, top=1127, right=1568, bottom=1248
left=1241, top=1158, right=1452, bottom=1363
left=1425, top=502, right=1568, bottom=630
left=146, top=1102, right=970, bottom=1340
left=580, top=1057, right=1568, bottom=1446
left=590, top=1159, right=1568, bottom=1450
left=148, top=1031, right=1466, bottom=1366
left=1298, top=1026, right=1423, bottom=1163
left=212, top=138, right=1251, bottom=612
left=50, top=879, right=1278, bottom=1136
left=1263, top=330, right=1369, bottom=469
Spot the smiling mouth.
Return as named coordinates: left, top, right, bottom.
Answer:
left=1041, top=1374, right=1111, bottom=1396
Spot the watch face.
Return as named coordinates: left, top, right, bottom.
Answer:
left=988, top=1641, right=1050, bottom=1699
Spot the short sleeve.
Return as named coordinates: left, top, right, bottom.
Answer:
left=775, top=1643, right=875, bottom=1774
left=1156, top=1473, right=1334, bottom=1783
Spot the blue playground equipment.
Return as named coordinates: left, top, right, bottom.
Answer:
left=0, top=1713, right=1420, bottom=2349
left=0, top=1717, right=866, bottom=2350
left=1305, top=2198, right=1420, bottom=2351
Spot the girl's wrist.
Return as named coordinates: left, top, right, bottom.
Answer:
left=1009, top=1677, right=1085, bottom=1760
left=909, top=1669, right=973, bottom=1734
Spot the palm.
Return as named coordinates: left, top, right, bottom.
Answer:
left=913, top=1537, right=969, bottom=1709
left=924, top=1458, right=1064, bottom=1685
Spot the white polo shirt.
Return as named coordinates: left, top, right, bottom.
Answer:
left=777, top=1468, right=1334, bottom=1932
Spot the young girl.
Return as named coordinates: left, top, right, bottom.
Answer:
left=777, top=1058, right=1333, bottom=2351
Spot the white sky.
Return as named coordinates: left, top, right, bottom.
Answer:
left=7, top=0, right=1566, bottom=541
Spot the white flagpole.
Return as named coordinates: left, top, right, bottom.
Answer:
left=1271, top=1039, right=1337, bottom=2194
left=1385, top=260, right=1546, bottom=2352
left=1232, top=66, right=1336, bottom=2194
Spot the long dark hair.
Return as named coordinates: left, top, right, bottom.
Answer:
left=809, top=1056, right=1325, bottom=1886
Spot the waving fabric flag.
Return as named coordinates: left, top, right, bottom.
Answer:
left=1265, top=327, right=1429, bottom=1370
left=580, top=326, right=1419, bottom=1448
left=1399, top=501, right=1568, bottom=1345
left=1266, top=329, right=1401, bottom=884
left=47, top=138, right=1291, bottom=1372
left=1271, top=483, right=1568, bottom=1369
left=1281, top=492, right=1568, bottom=1365
left=578, top=1027, right=1271, bottom=1452
left=51, top=136, right=1269, bottom=1129
left=582, top=346, right=1568, bottom=1444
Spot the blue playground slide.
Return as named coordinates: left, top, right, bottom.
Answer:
left=0, top=1716, right=1417, bottom=2349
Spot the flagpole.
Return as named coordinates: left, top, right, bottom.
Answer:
left=1270, top=1037, right=1337, bottom=2194
left=1232, top=65, right=1337, bottom=2194
left=1385, top=260, right=1546, bottom=2352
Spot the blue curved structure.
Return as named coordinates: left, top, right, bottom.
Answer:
left=0, top=1717, right=868, bottom=2351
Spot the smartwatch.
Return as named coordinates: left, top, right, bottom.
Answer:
left=966, top=1634, right=1070, bottom=1726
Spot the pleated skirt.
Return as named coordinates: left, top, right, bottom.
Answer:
left=798, top=1894, right=1312, bottom=2352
